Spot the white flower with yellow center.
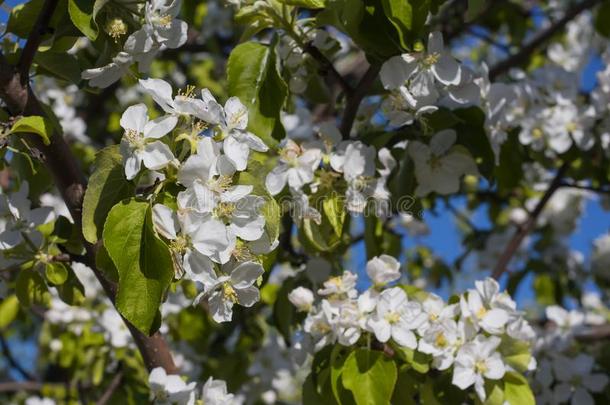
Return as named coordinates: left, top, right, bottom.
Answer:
left=119, top=103, right=177, bottom=180
left=265, top=139, right=322, bottom=195
left=367, top=287, right=426, bottom=349
left=148, top=367, right=196, bottom=405
left=459, top=278, right=509, bottom=335
left=194, top=261, right=264, bottom=323
left=408, top=129, right=478, bottom=197
left=452, top=335, right=506, bottom=402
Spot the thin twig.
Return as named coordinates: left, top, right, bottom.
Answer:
left=0, top=333, right=37, bottom=381
left=303, top=42, right=353, bottom=95
left=491, top=162, right=570, bottom=279
left=340, top=64, right=381, bottom=139
left=489, top=0, right=600, bottom=80
left=558, top=181, right=610, bottom=195
left=0, top=381, right=44, bottom=393
left=96, top=367, right=124, bottom=405
left=17, top=0, right=60, bottom=83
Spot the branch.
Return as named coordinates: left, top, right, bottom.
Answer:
left=559, top=181, right=610, bottom=195
left=0, top=381, right=45, bottom=393
left=491, top=163, right=570, bottom=279
left=0, top=16, right=177, bottom=377
left=303, top=42, right=353, bottom=95
left=17, top=0, right=60, bottom=83
left=340, top=63, right=380, bottom=138
left=489, top=0, right=600, bottom=80
left=0, top=333, right=37, bottom=381
left=96, top=367, right=124, bottom=405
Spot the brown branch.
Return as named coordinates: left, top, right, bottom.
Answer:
left=0, top=333, right=37, bottom=381
left=0, top=381, right=45, bottom=393
left=17, top=0, right=60, bottom=84
left=489, top=0, right=601, bottom=80
left=303, top=42, right=353, bottom=96
left=559, top=181, right=610, bottom=195
left=96, top=367, right=124, bottom=405
left=491, top=163, right=570, bottom=279
left=0, top=11, right=177, bottom=377
left=576, top=324, right=610, bottom=342
left=340, top=63, right=380, bottom=139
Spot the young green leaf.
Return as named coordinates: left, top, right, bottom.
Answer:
left=227, top=41, right=287, bottom=148
left=68, top=0, right=98, bottom=40
left=503, top=372, right=535, bottom=405
left=103, top=199, right=174, bottom=334
left=341, top=348, right=397, bottom=405
left=82, top=145, right=135, bottom=244
left=0, top=295, right=20, bottom=330
left=10, top=116, right=54, bottom=145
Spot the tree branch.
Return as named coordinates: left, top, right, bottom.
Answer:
left=0, top=10, right=177, bottom=376
left=559, top=181, right=610, bottom=195
left=491, top=163, right=570, bottom=279
left=96, top=366, right=124, bottom=405
left=0, top=381, right=45, bottom=393
left=0, top=333, right=37, bottom=381
left=17, top=0, right=60, bottom=83
left=489, top=0, right=600, bottom=80
left=340, top=63, right=380, bottom=139
left=303, top=42, right=353, bottom=96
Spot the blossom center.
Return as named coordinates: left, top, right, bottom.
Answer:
left=475, top=360, right=488, bottom=374
left=214, top=202, right=236, bottom=222
left=222, top=283, right=238, bottom=303
left=153, top=13, right=173, bottom=28
left=384, top=311, right=401, bottom=324
left=106, top=18, right=127, bottom=42
left=207, top=175, right=233, bottom=194
left=423, top=52, right=440, bottom=67
left=124, top=129, right=145, bottom=150
left=476, top=306, right=488, bottom=319
left=435, top=332, right=447, bottom=348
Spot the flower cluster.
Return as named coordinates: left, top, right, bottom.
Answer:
left=0, top=182, right=53, bottom=263
left=82, top=0, right=188, bottom=88
left=265, top=123, right=396, bottom=219
left=149, top=367, right=242, bottom=405
left=380, top=31, right=480, bottom=127
left=295, top=256, right=535, bottom=402
left=531, top=295, right=610, bottom=405
left=118, top=78, right=274, bottom=322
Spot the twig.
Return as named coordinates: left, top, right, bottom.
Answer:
left=0, top=8, right=177, bottom=375
left=444, top=200, right=480, bottom=233
left=0, top=333, right=37, bottom=381
left=96, top=367, right=124, bottom=405
left=0, top=381, right=44, bottom=393
left=467, top=27, right=511, bottom=53
left=558, top=181, right=610, bottom=195
left=303, top=42, right=353, bottom=95
left=491, top=163, right=570, bottom=279
left=17, top=0, right=60, bottom=83
left=340, top=64, right=380, bottom=139
left=489, top=0, right=600, bottom=80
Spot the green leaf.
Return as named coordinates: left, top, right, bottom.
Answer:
left=0, top=295, right=20, bottom=330
left=16, top=270, right=51, bottom=307
left=35, top=51, right=82, bottom=84
left=393, top=346, right=430, bottom=374
left=342, top=348, right=397, bottom=405
left=278, top=0, right=326, bottom=8
left=596, top=2, right=610, bottom=38
left=103, top=199, right=174, bottom=334
left=484, top=380, right=505, bottom=405
left=7, top=0, right=44, bottom=37
left=68, top=0, right=98, bottom=40
left=503, top=372, right=535, bottom=405
left=323, top=194, right=346, bottom=238
left=391, top=366, right=417, bottom=405
left=82, top=145, right=135, bottom=244
left=56, top=270, right=86, bottom=306
left=10, top=116, right=53, bottom=145
left=466, top=0, right=486, bottom=22
left=227, top=41, right=288, bottom=148
left=499, top=336, right=532, bottom=374
left=45, top=262, right=69, bottom=285
left=380, top=0, right=429, bottom=49
left=330, top=345, right=355, bottom=404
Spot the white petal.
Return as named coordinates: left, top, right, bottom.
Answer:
left=265, top=166, right=288, bottom=195
left=152, top=204, right=178, bottom=239
left=224, top=97, right=248, bottom=131
left=124, top=153, right=143, bottom=180
left=391, top=327, right=417, bottom=349
left=430, top=129, right=457, bottom=156
left=230, top=261, right=264, bottom=289
left=223, top=135, right=250, bottom=171
left=120, top=104, right=148, bottom=133
left=139, top=78, right=175, bottom=113
left=144, top=115, right=178, bottom=139
left=142, top=142, right=175, bottom=170
left=452, top=366, right=476, bottom=389
left=235, top=285, right=260, bottom=307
